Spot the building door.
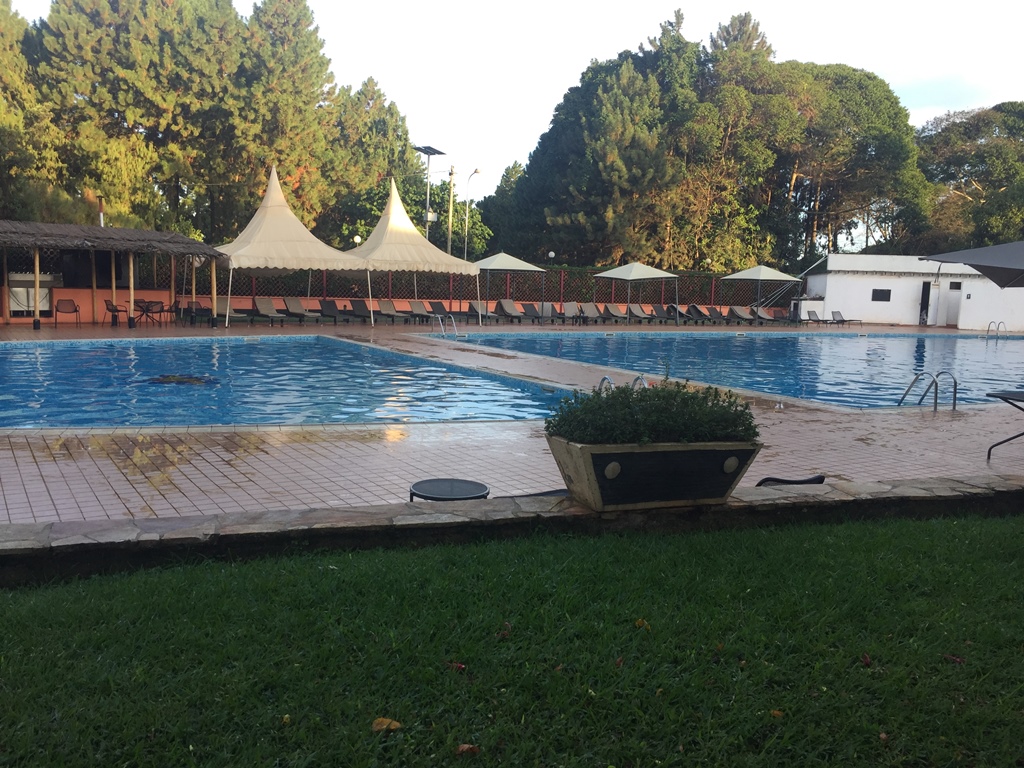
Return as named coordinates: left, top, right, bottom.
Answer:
left=919, top=281, right=931, bottom=325
left=945, top=282, right=962, bottom=327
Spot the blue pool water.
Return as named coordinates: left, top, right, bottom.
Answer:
left=455, top=332, right=1024, bottom=408
left=0, top=336, right=567, bottom=428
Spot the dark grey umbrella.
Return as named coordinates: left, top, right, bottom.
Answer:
left=927, top=241, right=1024, bottom=288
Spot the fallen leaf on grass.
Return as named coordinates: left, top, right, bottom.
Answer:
left=446, top=661, right=467, bottom=673
left=942, top=654, right=966, bottom=664
left=456, top=744, right=481, bottom=755
left=615, top=656, right=624, bottom=668
left=371, top=717, right=401, bottom=732
left=861, top=653, right=872, bottom=667
left=770, top=710, right=784, bottom=718
left=635, top=618, right=651, bottom=632
left=495, top=621, right=512, bottom=639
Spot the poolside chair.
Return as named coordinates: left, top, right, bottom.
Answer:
left=183, top=301, right=213, bottom=326
left=806, top=310, right=833, bottom=326
left=649, top=305, right=674, bottom=324
left=216, top=298, right=249, bottom=323
left=348, top=299, right=375, bottom=323
left=53, top=298, right=81, bottom=327
left=706, top=306, right=728, bottom=324
left=832, top=311, right=862, bottom=326
left=157, top=300, right=182, bottom=326
left=103, top=298, right=129, bottom=326
left=469, top=300, right=498, bottom=324
left=317, top=299, right=347, bottom=325
left=602, top=303, right=628, bottom=323
left=252, top=297, right=288, bottom=326
left=728, top=306, right=756, bottom=325
left=496, top=299, right=525, bottom=323
left=282, top=297, right=321, bottom=324
left=687, top=305, right=713, bottom=325
left=521, top=303, right=543, bottom=323
left=376, top=299, right=408, bottom=324
left=560, top=301, right=582, bottom=325
left=628, top=304, right=654, bottom=324
left=407, top=300, right=433, bottom=324
left=754, top=307, right=779, bottom=325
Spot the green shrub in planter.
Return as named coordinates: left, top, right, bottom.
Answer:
left=544, top=381, right=759, bottom=445
left=544, top=382, right=761, bottom=511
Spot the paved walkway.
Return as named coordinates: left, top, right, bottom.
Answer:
left=1, top=319, right=1022, bottom=575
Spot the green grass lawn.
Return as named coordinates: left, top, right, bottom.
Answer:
left=2, top=514, right=1024, bottom=766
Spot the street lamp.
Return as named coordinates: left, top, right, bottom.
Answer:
left=463, top=169, right=480, bottom=260
left=413, top=145, right=445, bottom=241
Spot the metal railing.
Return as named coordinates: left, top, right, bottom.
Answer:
left=986, top=321, right=1008, bottom=339
left=898, top=370, right=959, bottom=411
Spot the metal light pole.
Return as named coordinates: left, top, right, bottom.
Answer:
left=446, top=165, right=455, bottom=254
left=413, top=145, right=444, bottom=241
left=463, top=169, right=480, bottom=260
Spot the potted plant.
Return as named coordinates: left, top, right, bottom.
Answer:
left=544, top=381, right=761, bottom=511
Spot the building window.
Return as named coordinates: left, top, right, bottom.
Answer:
left=871, top=289, right=891, bottom=302
left=949, top=281, right=962, bottom=290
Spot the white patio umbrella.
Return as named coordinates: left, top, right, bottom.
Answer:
left=594, top=262, right=680, bottom=321
left=474, top=251, right=546, bottom=313
left=721, top=264, right=801, bottom=307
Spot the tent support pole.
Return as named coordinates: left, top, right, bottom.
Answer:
left=366, top=271, right=374, bottom=326
left=226, top=268, right=233, bottom=328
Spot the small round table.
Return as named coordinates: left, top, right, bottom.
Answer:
left=409, top=478, right=490, bottom=503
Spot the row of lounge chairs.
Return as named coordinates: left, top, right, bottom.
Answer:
left=163, top=298, right=862, bottom=328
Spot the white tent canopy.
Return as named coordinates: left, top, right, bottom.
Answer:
left=216, top=166, right=364, bottom=273
left=345, top=179, right=480, bottom=277
left=342, top=179, right=480, bottom=324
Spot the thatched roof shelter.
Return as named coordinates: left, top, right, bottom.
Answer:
left=0, top=220, right=222, bottom=257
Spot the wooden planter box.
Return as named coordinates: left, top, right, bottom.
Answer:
left=546, top=435, right=761, bottom=512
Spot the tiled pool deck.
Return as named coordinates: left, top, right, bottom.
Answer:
left=2, top=319, right=1022, bottom=582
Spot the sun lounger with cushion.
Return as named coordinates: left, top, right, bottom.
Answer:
left=376, top=299, right=408, bottom=324
left=687, top=304, right=713, bottom=324
left=496, top=299, right=525, bottom=323
left=728, top=306, right=756, bottom=324
left=469, top=300, right=497, bottom=323
left=628, top=304, right=654, bottom=323
left=706, top=306, right=727, bottom=324
left=601, top=303, right=628, bottom=323
left=408, top=300, right=433, bottom=323
left=215, top=298, right=249, bottom=323
left=317, top=299, right=347, bottom=324
left=283, top=297, right=321, bottom=323
left=252, top=297, right=288, bottom=326
left=349, top=299, right=375, bottom=322
left=754, top=307, right=779, bottom=324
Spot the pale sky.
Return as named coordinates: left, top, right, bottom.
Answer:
left=11, top=0, right=1023, bottom=200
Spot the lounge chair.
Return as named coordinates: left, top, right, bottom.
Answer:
left=349, top=299, right=374, bottom=323
left=754, top=307, right=779, bottom=324
left=158, top=300, right=182, bottom=326
left=687, top=304, right=713, bottom=325
left=806, top=310, right=833, bottom=325
left=650, top=305, right=674, bottom=324
left=252, top=297, right=288, bottom=326
left=54, top=298, right=81, bottom=326
left=582, top=302, right=608, bottom=324
left=496, top=299, right=525, bottom=323
left=522, top=303, right=543, bottom=323
left=728, top=306, right=756, bottom=324
left=283, top=297, right=321, bottom=324
left=602, top=303, right=628, bottom=323
left=832, top=311, right=862, bottom=326
left=318, top=299, right=347, bottom=325
left=628, top=304, right=654, bottom=323
left=469, top=300, right=497, bottom=323
left=706, top=306, right=727, bottom=324
left=407, top=300, right=433, bottom=324
left=376, top=299, right=408, bottom=324
left=216, top=298, right=250, bottom=323
left=561, top=301, right=582, bottom=325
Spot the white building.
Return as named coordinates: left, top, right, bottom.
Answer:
left=802, top=253, right=1024, bottom=331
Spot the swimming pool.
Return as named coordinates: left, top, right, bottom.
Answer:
left=455, top=332, right=1024, bottom=408
left=0, top=336, right=567, bottom=428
